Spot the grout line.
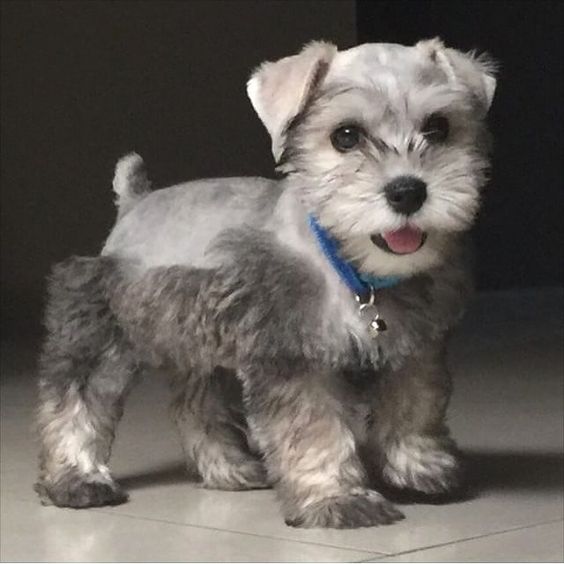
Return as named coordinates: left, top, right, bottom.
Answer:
left=4, top=494, right=380, bottom=557
left=9, top=490, right=562, bottom=558
left=88, top=506, right=382, bottom=557
left=357, top=519, right=564, bottom=562
left=355, top=554, right=394, bottom=563
left=91, top=504, right=564, bottom=558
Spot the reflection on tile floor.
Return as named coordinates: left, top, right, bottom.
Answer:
left=1, top=289, right=563, bottom=562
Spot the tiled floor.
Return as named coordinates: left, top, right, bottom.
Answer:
left=1, top=289, right=563, bottom=562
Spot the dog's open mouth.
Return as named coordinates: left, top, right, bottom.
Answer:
left=370, top=226, right=427, bottom=255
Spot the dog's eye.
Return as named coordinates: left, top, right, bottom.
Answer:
left=422, top=114, right=449, bottom=143
left=330, top=125, right=363, bottom=152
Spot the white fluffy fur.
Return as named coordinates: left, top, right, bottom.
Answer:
left=248, top=39, right=496, bottom=277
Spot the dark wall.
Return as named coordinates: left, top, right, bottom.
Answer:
left=357, top=0, right=564, bottom=291
left=2, top=1, right=562, bottom=339
left=1, top=0, right=356, bottom=336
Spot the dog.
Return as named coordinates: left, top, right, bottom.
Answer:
left=35, top=38, right=496, bottom=528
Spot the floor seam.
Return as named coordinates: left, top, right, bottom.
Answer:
left=87, top=506, right=382, bottom=557
left=90, top=506, right=564, bottom=557
left=356, top=554, right=396, bottom=562
left=5, top=493, right=562, bottom=558
left=357, top=518, right=564, bottom=561
left=13, top=488, right=563, bottom=558
left=5, top=495, right=379, bottom=557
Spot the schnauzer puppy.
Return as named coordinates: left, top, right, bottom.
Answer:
left=35, top=38, right=496, bottom=528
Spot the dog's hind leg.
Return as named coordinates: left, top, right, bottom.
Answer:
left=171, top=367, right=267, bottom=490
left=35, top=256, right=138, bottom=508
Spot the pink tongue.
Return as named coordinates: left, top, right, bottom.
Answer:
left=382, top=227, right=424, bottom=254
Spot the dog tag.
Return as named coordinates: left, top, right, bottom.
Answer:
left=356, top=289, right=387, bottom=338
left=370, top=315, right=387, bottom=335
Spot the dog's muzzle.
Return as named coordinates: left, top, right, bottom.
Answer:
left=370, top=176, right=428, bottom=255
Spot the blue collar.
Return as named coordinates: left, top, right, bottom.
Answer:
left=308, top=215, right=401, bottom=298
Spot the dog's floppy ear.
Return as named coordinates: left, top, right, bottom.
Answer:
left=247, top=41, right=337, bottom=161
left=416, top=38, right=497, bottom=115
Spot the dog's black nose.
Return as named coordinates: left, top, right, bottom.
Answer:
left=384, top=176, right=427, bottom=215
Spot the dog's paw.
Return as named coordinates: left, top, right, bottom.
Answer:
left=200, top=459, right=269, bottom=491
left=382, top=435, right=462, bottom=496
left=285, top=489, right=404, bottom=529
left=34, top=475, right=128, bottom=508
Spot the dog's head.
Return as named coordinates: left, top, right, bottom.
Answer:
left=247, top=40, right=496, bottom=276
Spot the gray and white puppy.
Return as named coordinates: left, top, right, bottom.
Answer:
left=35, top=38, right=496, bottom=528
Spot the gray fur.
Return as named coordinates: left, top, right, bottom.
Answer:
left=170, top=367, right=268, bottom=490
left=36, top=257, right=138, bottom=507
left=36, top=39, right=495, bottom=528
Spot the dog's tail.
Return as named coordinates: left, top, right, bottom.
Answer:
left=112, top=152, right=152, bottom=218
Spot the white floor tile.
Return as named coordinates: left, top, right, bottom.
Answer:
left=84, top=475, right=563, bottom=555
left=0, top=497, right=374, bottom=563
left=371, top=521, right=564, bottom=562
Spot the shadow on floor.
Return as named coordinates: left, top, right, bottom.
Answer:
left=119, top=461, right=196, bottom=490
left=465, top=449, right=564, bottom=492
left=119, top=450, right=564, bottom=497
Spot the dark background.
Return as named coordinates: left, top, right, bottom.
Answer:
left=1, top=0, right=562, bottom=337
left=357, top=0, right=564, bottom=297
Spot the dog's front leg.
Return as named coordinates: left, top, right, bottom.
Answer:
left=370, top=343, right=462, bottom=498
left=241, top=367, right=403, bottom=528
